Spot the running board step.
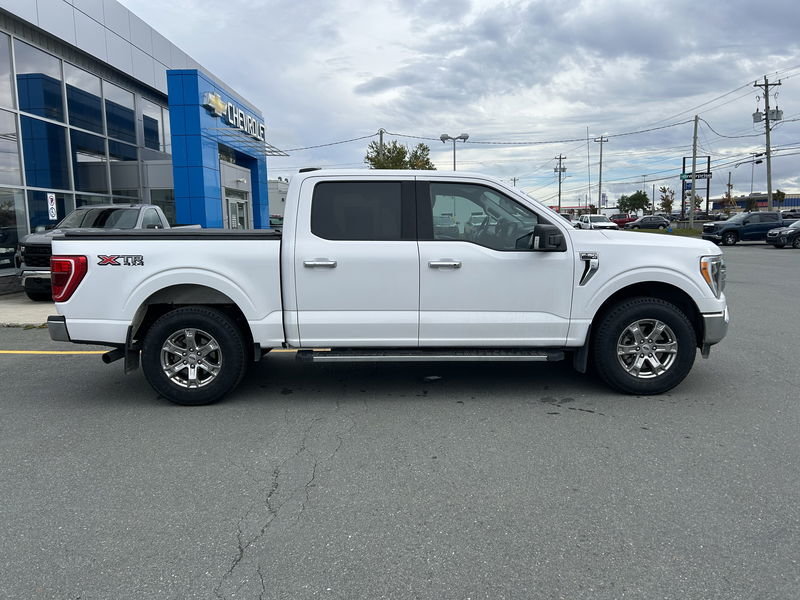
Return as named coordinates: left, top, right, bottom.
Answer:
left=297, top=348, right=565, bottom=363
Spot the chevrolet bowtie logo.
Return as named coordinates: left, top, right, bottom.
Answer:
left=202, top=92, right=227, bottom=117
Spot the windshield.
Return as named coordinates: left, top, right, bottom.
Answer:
left=58, top=207, right=139, bottom=229
left=788, top=220, right=800, bottom=229
left=590, top=215, right=610, bottom=222
left=725, top=213, right=748, bottom=223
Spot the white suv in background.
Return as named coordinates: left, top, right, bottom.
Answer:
left=574, top=214, right=619, bottom=230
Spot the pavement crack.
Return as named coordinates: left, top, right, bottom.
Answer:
left=257, top=566, right=267, bottom=600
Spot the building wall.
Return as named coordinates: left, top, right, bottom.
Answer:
left=167, top=69, right=268, bottom=229
left=0, top=0, right=256, bottom=112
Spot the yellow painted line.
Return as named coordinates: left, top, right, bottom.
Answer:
left=0, top=350, right=107, bottom=355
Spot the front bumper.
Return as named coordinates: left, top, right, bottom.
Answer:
left=48, top=315, right=71, bottom=342
left=700, top=306, right=730, bottom=357
left=701, top=232, right=721, bottom=241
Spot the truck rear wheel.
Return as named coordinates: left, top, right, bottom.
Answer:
left=592, top=297, right=696, bottom=395
left=141, top=306, right=247, bottom=405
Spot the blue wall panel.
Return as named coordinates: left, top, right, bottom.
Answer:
left=167, top=69, right=269, bottom=229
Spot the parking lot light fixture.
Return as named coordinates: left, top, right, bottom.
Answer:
left=440, top=133, right=469, bottom=170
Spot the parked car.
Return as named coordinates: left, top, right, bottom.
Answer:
left=701, top=211, right=797, bottom=246
left=269, top=214, right=284, bottom=231
left=625, top=215, right=671, bottom=230
left=609, top=213, right=636, bottom=227
left=766, top=219, right=800, bottom=248
left=574, top=214, right=619, bottom=230
left=780, top=209, right=800, bottom=219
left=433, top=213, right=460, bottom=238
left=0, top=226, right=18, bottom=270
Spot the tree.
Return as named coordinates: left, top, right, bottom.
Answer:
left=774, top=189, right=786, bottom=208
left=658, top=186, right=674, bottom=214
left=617, top=190, right=650, bottom=214
left=407, top=143, right=436, bottom=170
left=364, top=140, right=436, bottom=170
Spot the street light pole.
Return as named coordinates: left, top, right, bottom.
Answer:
left=594, top=136, right=608, bottom=210
left=440, top=133, right=469, bottom=170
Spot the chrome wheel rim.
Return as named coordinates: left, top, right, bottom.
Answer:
left=616, top=319, right=678, bottom=379
left=160, top=328, right=222, bottom=388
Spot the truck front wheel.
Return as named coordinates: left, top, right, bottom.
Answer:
left=722, top=231, right=738, bottom=246
left=592, top=297, right=696, bottom=395
left=141, top=306, right=247, bottom=405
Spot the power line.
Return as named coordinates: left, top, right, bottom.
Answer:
left=282, top=132, right=378, bottom=152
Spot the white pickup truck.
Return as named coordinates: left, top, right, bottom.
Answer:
left=47, top=169, right=729, bottom=405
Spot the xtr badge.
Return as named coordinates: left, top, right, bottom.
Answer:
left=97, top=255, right=144, bottom=266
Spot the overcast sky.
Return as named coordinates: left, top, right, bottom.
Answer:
left=120, top=0, right=800, bottom=207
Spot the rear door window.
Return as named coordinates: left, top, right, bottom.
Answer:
left=311, top=181, right=414, bottom=240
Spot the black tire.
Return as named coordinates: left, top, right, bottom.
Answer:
left=592, top=297, right=696, bottom=395
left=141, top=306, right=247, bottom=406
left=658, top=224, right=666, bottom=230
left=793, top=237, right=800, bottom=249
left=774, top=242, right=785, bottom=249
left=722, top=231, right=737, bottom=246
left=25, top=289, right=52, bottom=302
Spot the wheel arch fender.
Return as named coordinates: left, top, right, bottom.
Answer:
left=124, top=270, right=257, bottom=344
left=580, top=269, right=708, bottom=348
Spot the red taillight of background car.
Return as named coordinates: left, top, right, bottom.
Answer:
left=51, top=255, right=87, bottom=302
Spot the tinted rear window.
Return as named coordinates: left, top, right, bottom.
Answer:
left=311, top=181, right=402, bottom=240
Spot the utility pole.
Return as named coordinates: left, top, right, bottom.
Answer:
left=754, top=76, right=781, bottom=211
left=594, top=136, right=608, bottom=210
left=554, top=154, right=566, bottom=212
left=378, top=128, right=385, bottom=159
left=690, top=115, right=698, bottom=228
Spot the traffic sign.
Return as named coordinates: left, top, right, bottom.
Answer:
left=680, top=172, right=712, bottom=180
left=47, top=193, right=57, bottom=220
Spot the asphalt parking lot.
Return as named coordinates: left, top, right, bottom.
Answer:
left=1, top=244, right=798, bottom=600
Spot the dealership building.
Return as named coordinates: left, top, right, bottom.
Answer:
left=0, top=0, right=282, bottom=282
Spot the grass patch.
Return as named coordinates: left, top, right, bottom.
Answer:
left=627, top=227, right=701, bottom=238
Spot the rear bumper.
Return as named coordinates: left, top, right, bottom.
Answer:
left=47, top=315, right=71, bottom=342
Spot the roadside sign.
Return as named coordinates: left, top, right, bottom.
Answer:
left=47, top=193, right=57, bottom=220
left=680, top=172, right=712, bottom=180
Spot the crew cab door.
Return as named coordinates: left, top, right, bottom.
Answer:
left=417, top=180, right=574, bottom=346
left=743, top=213, right=779, bottom=239
left=291, top=177, right=419, bottom=347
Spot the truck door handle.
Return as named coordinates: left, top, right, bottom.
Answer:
left=303, top=259, right=337, bottom=268
left=428, top=260, right=462, bottom=269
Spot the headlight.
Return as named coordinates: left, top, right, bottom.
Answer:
left=700, top=255, right=726, bottom=298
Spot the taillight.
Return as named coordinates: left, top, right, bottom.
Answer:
left=51, top=255, right=88, bottom=302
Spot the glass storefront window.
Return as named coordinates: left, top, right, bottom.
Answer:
left=71, top=130, right=108, bottom=194
left=151, top=189, right=175, bottom=225
left=0, top=32, right=15, bottom=109
left=162, top=107, right=171, bottom=155
left=76, top=194, right=110, bottom=207
left=104, top=81, right=136, bottom=143
left=141, top=98, right=163, bottom=151
left=64, top=64, right=103, bottom=134
left=0, top=109, right=21, bottom=185
left=14, top=40, right=64, bottom=121
left=108, top=140, right=138, bottom=197
left=27, top=190, right=73, bottom=233
left=0, top=188, right=24, bottom=274
left=21, top=116, right=69, bottom=189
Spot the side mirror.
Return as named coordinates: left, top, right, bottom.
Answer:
left=520, top=224, right=566, bottom=252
